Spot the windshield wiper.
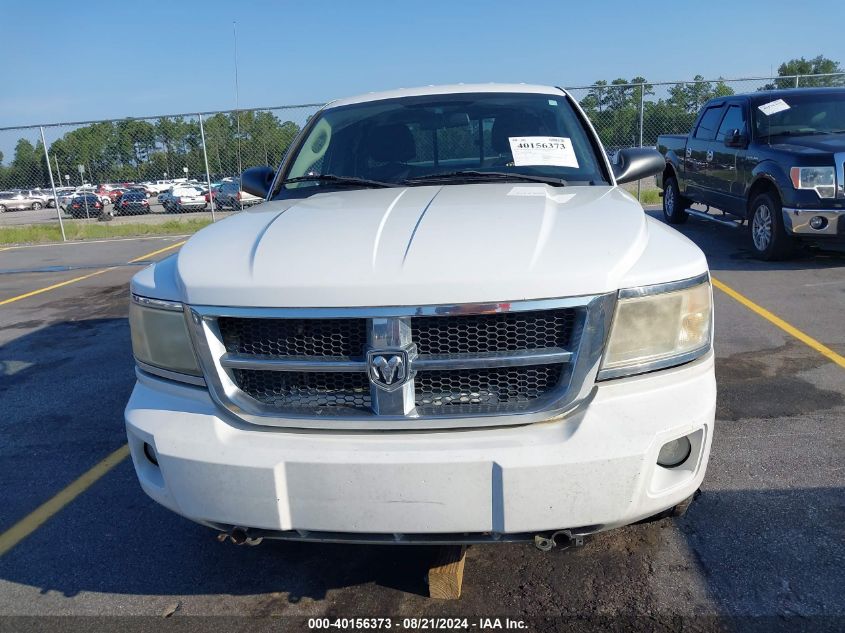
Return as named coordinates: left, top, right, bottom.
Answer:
left=278, top=174, right=395, bottom=188
left=404, top=170, right=567, bottom=187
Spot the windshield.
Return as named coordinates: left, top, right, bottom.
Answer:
left=754, top=91, right=845, bottom=139
left=277, top=92, right=608, bottom=195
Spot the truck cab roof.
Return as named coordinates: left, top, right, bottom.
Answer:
left=326, top=83, right=568, bottom=109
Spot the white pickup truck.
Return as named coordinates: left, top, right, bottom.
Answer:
left=125, top=84, right=715, bottom=550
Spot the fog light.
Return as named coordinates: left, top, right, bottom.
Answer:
left=143, top=442, right=159, bottom=466
left=809, top=216, right=827, bottom=230
left=657, top=436, right=691, bottom=468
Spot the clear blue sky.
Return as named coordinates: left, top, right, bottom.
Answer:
left=1, top=0, right=843, bottom=126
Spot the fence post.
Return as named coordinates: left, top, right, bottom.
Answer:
left=637, top=83, right=645, bottom=201
left=198, top=113, right=216, bottom=222
left=40, top=126, right=66, bottom=242
left=795, top=74, right=800, bottom=88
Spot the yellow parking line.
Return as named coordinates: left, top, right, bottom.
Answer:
left=712, top=277, right=845, bottom=369
left=127, top=240, right=186, bottom=263
left=0, top=239, right=186, bottom=306
left=0, top=268, right=116, bottom=306
left=0, top=445, right=130, bottom=557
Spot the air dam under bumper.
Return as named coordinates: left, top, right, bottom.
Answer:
left=125, top=353, right=715, bottom=537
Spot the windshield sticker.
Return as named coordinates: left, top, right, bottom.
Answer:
left=758, top=99, right=790, bottom=116
left=548, top=99, right=558, bottom=106
left=508, top=137, right=579, bottom=168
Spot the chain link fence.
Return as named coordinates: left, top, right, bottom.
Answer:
left=0, top=104, right=321, bottom=241
left=1, top=72, right=844, bottom=241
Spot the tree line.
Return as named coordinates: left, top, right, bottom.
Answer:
left=0, top=111, right=304, bottom=190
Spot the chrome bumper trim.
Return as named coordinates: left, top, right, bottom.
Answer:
left=782, top=207, right=845, bottom=236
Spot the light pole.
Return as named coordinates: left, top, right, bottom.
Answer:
left=78, top=164, right=90, bottom=220
left=163, top=171, right=168, bottom=181
left=183, top=166, right=189, bottom=181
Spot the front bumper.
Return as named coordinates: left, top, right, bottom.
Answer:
left=125, top=353, right=715, bottom=538
left=782, top=207, right=845, bottom=237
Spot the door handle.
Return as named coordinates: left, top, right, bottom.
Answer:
left=706, top=149, right=714, bottom=162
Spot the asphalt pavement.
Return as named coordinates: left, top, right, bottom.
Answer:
left=0, top=213, right=843, bottom=632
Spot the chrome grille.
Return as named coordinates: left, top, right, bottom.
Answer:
left=191, top=295, right=613, bottom=430
left=412, top=310, right=576, bottom=355
left=233, top=369, right=371, bottom=413
left=218, top=317, right=367, bottom=358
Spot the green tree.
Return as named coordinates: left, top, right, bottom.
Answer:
left=762, top=55, right=844, bottom=89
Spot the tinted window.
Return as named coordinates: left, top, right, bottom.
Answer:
left=716, top=105, right=746, bottom=140
left=753, top=91, right=845, bottom=139
left=694, top=105, right=725, bottom=141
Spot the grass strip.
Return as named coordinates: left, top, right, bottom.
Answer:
left=0, top=219, right=212, bottom=245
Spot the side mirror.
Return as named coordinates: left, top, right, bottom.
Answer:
left=723, top=129, right=748, bottom=148
left=612, top=147, right=664, bottom=185
left=241, top=165, right=276, bottom=198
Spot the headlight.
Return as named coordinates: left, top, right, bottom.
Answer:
left=129, top=294, right=201, bottom=378
left=598, top=275, right=712, bottom=380
left=790, top=166, right=835, bottom=199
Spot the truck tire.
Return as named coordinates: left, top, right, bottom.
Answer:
left=749, top=192, right=793, bottom=261
left=662, top=175, right=689, bottom=224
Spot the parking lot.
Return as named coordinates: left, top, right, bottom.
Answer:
left=0, top=211, right=843, bottom=630
left=0, top=202, right=234, bottom=227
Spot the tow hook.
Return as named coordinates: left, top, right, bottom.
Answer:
left=533, top=530, right=585, bottom=552
left=217, top=527, right=263, bottom=546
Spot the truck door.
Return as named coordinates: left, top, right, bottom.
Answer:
left=710, top=103, right=748, bottom=216
left=684, top=104, right=724, bottom=205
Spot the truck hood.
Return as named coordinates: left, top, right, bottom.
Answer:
left=768, top=132, right=845, bottom=155
left=174, top=183, right=653, bottom=307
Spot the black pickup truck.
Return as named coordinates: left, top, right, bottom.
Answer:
left=656, top=88, right=845, bottom=259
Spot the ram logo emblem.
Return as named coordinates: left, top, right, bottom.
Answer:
left=367, top=350, right=409, bottom=391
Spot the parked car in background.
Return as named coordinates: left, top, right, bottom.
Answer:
left=128, top=185, right=153, bottom=197
left=146, top=180, right=173, bottom=194
left=66, top=194, right=103, bottom=218
left=20, top=189, right=55, bottom=208
left=58, top=189, right=82, bottom=210
left=216, top=181, right=262, bottom=209
left=113, top=191, right=150, bottom=216
left=107, top=188, right=129, bottom=204
left=657, top=87, right=845, bottom=260
left=163, top=186, right=207, bottom=212
left=204, top=184, right=222, bottom=204
left=0, top=190, right=45, bottom=212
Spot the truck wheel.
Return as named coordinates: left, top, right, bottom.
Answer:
left=749, top=192, right=793, bottom=261
left=662, top=175, right=689, bottom=224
